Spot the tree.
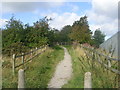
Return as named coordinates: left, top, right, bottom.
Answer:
left=2, top=16, right=27, bottom=55
left=60, top=25, right=72, bottom=42
left=2, top=16, right=54, bottom=55
left=32, top=16, right=52, bottom=47
left=2, top=16, right=24, bottom=47
left=53, top=29, right=61, bottom=43
left=69, top=16, right=92, bottom=44
left=93, top=29, right=105, bottom=48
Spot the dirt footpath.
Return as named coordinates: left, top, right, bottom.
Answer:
left=48, top=47, right=73, bottom=88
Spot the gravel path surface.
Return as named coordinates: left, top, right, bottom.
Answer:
left=48, top=46, right=73, bottom=88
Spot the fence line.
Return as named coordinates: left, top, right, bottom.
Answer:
left=53, top=42, right=72, bottom=46
left=12, top=45, right=48, bottom=75
left=59, top=42, right=119, bottom=61
left=81, top=45, right=120, bottom=61
left=80, top=45, right=120, bottom=75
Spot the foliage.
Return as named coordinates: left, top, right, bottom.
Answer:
left=93, top=29, right=105, bottom=48
left=69, top=16, right=92, bottom=44
left=59, top=25, right=72, bottom=42
left=2, top=42, right=29, bottom=56
left=2, top=15, right=106, bottom=55
left=2, top=16, right=54, bottom=55
left=52, top=25, right=72, bottom=43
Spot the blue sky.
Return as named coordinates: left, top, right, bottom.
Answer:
left=2, top=2, right=92, bottom=26
left=1, top=0, right=118, bottom=40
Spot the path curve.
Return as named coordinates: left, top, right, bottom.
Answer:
left=48, top=46, right=73, bottom=88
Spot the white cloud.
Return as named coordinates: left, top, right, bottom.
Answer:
left=1, top=0, right=119, bottom=41
left=92, top=0, right=118, bottom=19
left=44, top=12, right=81, bottom=30
left=90, top=19, right=118, bottom=35
left=2, top=2, right=65, bottom=13
left=89, top=24, right=101, bottom=33
left=0, top=19, right=8, bottom=28
left=87, top=0, right=119, bottom=40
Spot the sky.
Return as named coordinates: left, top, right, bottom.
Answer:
left=0, top=0, right=119, bottom=40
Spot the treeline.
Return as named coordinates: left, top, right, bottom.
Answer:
left=2, top=15, right=105, bottom=56
left=54, top=16, right=105, bottom=47
left=2, top=16, right=55, bottom=55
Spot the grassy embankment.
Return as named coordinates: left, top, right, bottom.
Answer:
left=63, top=45, right=118, bottom=88
left=2, top=46, right=64, bottom=88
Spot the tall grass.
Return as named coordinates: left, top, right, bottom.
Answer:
left=2, top=46, right=64, bottom=88
left=63, top=45, right=118, bottom=88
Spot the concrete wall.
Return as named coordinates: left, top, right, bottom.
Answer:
left=100, top=31, right=120, bottom=58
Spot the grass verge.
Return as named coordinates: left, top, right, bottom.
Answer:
left=63, top=45, right=118, bottom=88
left=2, top=45, right=64, bottom=88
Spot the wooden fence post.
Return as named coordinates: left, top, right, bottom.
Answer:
left=43, top=45, right=45, bottom=51
left=41, top=47, right=43, bottom=52
left=31, top=49, right=33, bottom=58
left=45, top=45, right=47, bottom=50
left=84, top=72, right=92, bottom=89
left=108, top=60, right=111, bottom=68
left=22, top=53, right=24, bottom=64
left=12, top=54, right=16, bottom=75
left=107, top=59, right=111, bottom=74
left=36, top=47, right=38, bottom=55
left=18, top=69, right=25, bottom=89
